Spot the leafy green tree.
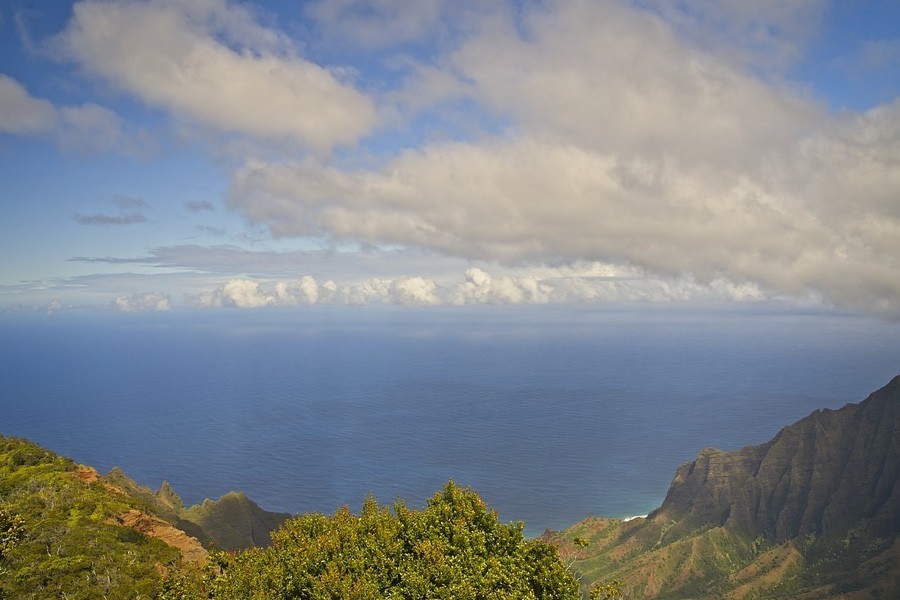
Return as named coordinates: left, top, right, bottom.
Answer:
left=0, top=508, right=24, bottom=559
left=202, top=481, right=580, bottom=599
left=589, top=579, right=622, bottom=600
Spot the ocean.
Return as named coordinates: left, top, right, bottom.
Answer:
left=2, top=304, right=899, bottom=536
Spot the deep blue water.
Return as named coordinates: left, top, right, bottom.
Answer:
left=1, top=304, right=899, bottom=536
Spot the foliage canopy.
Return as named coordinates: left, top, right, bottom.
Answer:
left=1, top=435, right=578, bottom=599
left=196, top=481, right=580, bottom=599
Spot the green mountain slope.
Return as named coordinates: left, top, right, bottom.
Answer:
left=550, top=376, right=900, bottom=599
left=0, top=436, right=186, bottom=598
left=102, top=467, right=290, bottom=551
left=179, top=491, right=290, bottom=551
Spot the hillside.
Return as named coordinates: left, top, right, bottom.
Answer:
left=0, top=436, right=579, bottom=598
left=103, top=467, right=290, bottom=551
left=549, top=375, right=900, bottom=599
left=0, top=434, right=291, bottom=597
left=0, top=435, right=188, bottom=598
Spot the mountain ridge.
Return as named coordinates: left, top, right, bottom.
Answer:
left=549, top=375, right=900, bottom=598
left=102, top=466, right=290, bottom=551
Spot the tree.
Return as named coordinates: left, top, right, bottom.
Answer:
left=589, top=579, right=623, bottom=600
left=201, top=481, right=580, bottom=599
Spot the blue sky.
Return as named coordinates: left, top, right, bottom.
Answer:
left=1, top=0, right=899, bottom=316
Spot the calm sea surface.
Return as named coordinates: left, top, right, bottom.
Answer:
left=2, top=304, right=899, bottom=536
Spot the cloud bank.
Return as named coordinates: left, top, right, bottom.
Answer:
left=224, top=1, right=900, bottom=317
left=185, top=267, right=769, bottom=310
left=4, top=0, right=897, bottom=318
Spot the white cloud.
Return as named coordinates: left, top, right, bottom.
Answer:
left=451, top=267, right=552, bottom=305
left=274, top=276, right=319, bottom=305
left=226, top=1, right=900, bottom=317
left=58, top=0, right=377, bottom=151
left=194, top=277, right=273, bottom=308
left=182, top=267, right=780, bottom=311
left=57, top=104, right=126, bottom=153
left=389, top=276, right=440, bottom=305
left=638, top=0, right=827, bottom=71
left=113, top=292, right=171, bottom=312
left=445, top=0, right=822, bottom=164
left=0, top=73, right=131, bottom=153
left=0, top=74, right=57, bottom=134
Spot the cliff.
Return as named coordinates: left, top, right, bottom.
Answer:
left=655, top=375, right=900, bottom=543
left=551, top=376, right=900, bottom=598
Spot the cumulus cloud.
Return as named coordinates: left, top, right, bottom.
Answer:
left=389, top=276, right=440, bottom=305
left=191, top=277, right=271, bottom=308
left=445, top=1, right=823, bottom=164
left=57, top=0, right=377, bottom=151
left=451, top=268, right=551, bottom=305
left=274, top=276, right=319, bottom=305
left=113, top=292, right=171, bottom=312
left=226, top=1, right=900, bottom=317
left=185, top=267, right=777, bottom=311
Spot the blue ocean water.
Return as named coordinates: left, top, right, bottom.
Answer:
left=1, top=304, right=899, bottom=536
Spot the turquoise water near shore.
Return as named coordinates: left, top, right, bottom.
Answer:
left=2, top=305, right=899, bottom=536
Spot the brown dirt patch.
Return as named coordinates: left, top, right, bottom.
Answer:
left=117, top=509, right=209, bottom=566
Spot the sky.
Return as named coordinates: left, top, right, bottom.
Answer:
left=1, top=0, right=899, bottom=316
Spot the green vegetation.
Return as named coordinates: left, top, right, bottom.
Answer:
left=1, top=436, right=578, bottom=599
left=104, top=468, right=290, bottom=552
left=187, top=481, right=579, bottom=599
left=0, top=435, right=184, bottom=598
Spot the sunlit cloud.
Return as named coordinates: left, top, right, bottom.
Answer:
left=112, top=292, right=171, bottom=312
left=225, top=1, right=900, bottom=317
left=56, top=0, right=378, bottom=152
left=183, top=268, right=777, bottom=311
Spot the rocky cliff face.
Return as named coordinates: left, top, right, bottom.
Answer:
left=553, top=376, right=900, bottom=598
left=653, top=375, right=900, bottom=543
